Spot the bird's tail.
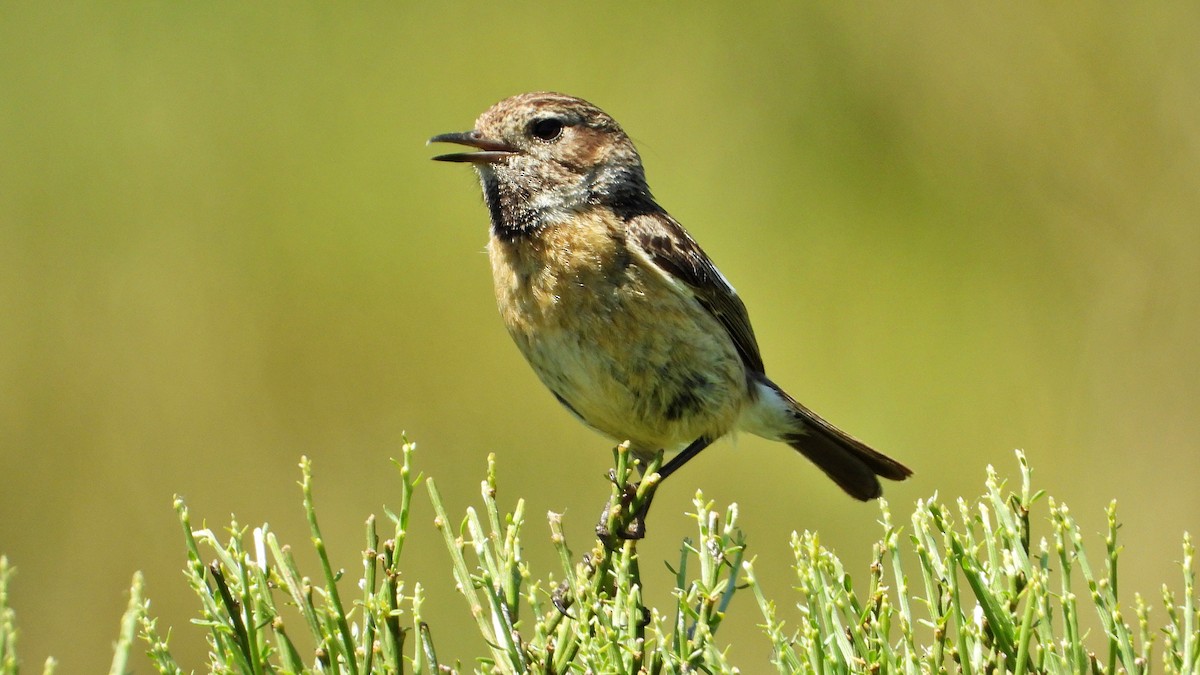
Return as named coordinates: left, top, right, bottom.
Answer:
left=754, top=378, right=912, bottom=500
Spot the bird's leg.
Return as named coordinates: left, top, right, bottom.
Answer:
left=596, top=437, right=714, bottom=543
left=655, top=436, right=714, bottom=482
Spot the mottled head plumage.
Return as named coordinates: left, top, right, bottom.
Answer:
left=430, top=92, right=660, bottom=240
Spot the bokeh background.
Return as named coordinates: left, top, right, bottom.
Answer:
left=3, top=3, right=1198, bottom=670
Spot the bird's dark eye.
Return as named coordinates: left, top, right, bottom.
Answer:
left=530, top=118, right=564, bottom=141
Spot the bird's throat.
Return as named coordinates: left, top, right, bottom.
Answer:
left=481, top=174, right=544, bottom=242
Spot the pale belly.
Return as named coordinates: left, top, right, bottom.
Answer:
left=519, top=315, right=747, bottom=453
left=490, top=227, right=748, bottom=454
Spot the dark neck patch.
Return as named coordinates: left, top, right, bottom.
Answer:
left=587, top=164, right=664, bottom=221
left=483, top=176, right=542, bottom=243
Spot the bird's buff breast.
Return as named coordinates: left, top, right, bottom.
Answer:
left=488, top=213, right=747, bottom=453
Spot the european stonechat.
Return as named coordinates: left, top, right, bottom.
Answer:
left=430, top=92, right=911, bottom=532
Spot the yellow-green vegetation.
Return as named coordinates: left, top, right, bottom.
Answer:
left=4, top=445, right=1194, bottom=673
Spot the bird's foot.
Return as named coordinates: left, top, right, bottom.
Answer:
left=595, top=469, right=649, bottom=543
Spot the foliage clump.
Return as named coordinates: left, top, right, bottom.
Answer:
left=1, top=445, right=1196, bottom=673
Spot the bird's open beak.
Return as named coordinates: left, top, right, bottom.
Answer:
left=427, top=130, right=516, bottom=163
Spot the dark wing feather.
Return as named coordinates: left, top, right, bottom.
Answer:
left=627, top=214, right=766, bottom=374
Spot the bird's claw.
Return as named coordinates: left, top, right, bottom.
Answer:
left=595, top=480, right=648, bottom=543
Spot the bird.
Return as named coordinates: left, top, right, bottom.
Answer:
left=429, top=92, right=911, bottom=534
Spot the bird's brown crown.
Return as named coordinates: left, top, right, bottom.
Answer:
left=472, top=92, right=638, bottom=171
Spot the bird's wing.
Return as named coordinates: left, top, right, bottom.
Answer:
left=627, top=213, right=766, bottom=374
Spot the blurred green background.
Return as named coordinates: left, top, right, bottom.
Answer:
left=2, top=2, right=1198, bottom=670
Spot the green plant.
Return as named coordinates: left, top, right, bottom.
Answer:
left=750, top=452, right=1198, bottom=673
left=2, top=444, right=1196, bottom=673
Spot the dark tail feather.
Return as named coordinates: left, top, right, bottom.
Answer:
left=779, top=394, right=912, bottom=501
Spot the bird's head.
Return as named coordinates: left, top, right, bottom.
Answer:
left=429, top=92, right=656, bottom=237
